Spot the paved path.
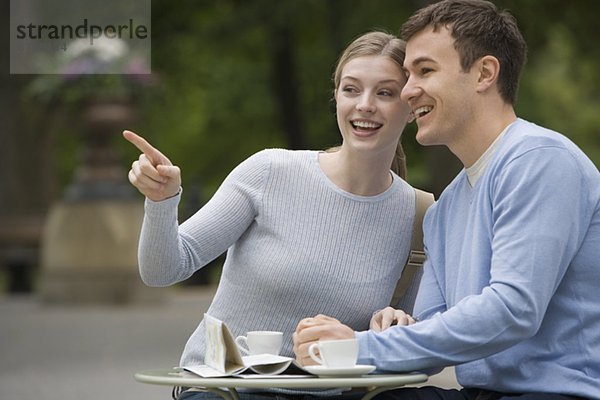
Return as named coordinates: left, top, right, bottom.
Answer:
left=0, top=286, right=458, bottom=400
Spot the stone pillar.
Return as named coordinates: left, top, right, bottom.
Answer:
left=38, top=200, right=159, bottom=304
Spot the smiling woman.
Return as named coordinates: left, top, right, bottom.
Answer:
left=331, top=32, right=411, bottom=181
left=330, top=54, right=411, bottom=193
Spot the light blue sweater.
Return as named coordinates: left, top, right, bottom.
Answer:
left=356, top=119, right=600, bottom=398
left=137, top=149, right=417, bottom=366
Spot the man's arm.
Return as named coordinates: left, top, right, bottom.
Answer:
left=295, top=147, right=589, bottom=373
left=353, top=147, right=587, bottom=372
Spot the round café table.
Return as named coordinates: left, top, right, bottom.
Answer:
left=135, top=368, right=428, bottom=400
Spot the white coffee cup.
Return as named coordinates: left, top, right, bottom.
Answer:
left=308, top=338, right=358, bottom=368
left=235, top=331, right=283, bottom=355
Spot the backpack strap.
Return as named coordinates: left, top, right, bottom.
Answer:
left=390, top=188, right=435, bottom=307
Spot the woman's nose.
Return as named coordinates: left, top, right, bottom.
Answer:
left=356, top=94, right=376, bottom=113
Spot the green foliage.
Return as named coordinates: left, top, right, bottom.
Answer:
left=34, top=0, right=600, bottom=202
left=517, top=26, right=600, bottom=168
left=498, top=0, right=600, bottom=168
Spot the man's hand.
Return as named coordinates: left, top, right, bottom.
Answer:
left=370, top=307, right=416, bottom=332
left=123, top=130, right=182, bottom=202
left=293, top=314, right=355, bottom=366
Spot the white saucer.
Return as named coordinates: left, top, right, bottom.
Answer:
left=304, top=364, right=376, bottom=377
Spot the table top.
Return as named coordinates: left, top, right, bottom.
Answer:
left=134, top=368, right=429, bottom=389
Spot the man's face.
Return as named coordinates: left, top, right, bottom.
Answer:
left=401, top=26, right=479, bottom=149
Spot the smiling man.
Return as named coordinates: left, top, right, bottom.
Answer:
left=293, top=1, right=600, bottom=399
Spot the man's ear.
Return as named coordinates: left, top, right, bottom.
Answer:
left=476, top=55, right=500, bottom=93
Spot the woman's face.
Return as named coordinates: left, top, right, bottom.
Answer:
left=335, top=55, right=411, bottom=156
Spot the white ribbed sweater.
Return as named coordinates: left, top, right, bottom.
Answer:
left=138, top=149, right=416, bottom=366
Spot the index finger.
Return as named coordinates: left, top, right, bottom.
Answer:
left=123, top=130, right=171, bottom=166
left=380, top=312, right=395, bottom=330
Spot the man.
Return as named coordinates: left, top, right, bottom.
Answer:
left=293, top=1, right=600, bottom=399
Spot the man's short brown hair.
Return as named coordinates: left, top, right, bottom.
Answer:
left=401, top=0, right=527, bottom=105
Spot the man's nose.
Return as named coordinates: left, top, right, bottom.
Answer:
left=401, top=76, right=419, bottom=103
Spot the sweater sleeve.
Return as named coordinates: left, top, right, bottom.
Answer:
left=138, top=150, right=271, bottom=286
left=356, top=146, right=589, bottom=372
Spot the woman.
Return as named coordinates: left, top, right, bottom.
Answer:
left=125, top=30, right=418, bottom=399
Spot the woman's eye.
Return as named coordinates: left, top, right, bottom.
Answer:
left=342, top=86, right=358, bottom=96
left=421, top=67, right=433, bottom=75
left=378, top=89, right=394, bottom=97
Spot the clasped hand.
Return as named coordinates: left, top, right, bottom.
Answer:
left=293, top=314, right=355, bottom=366
left=370, top=306, right=416, bottom=331
left=293, top=308, right=416, bottom=366
left=123, top=130, right=182, bottom=202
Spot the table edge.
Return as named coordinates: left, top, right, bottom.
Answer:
left=134, top=369, right=429, bottom=389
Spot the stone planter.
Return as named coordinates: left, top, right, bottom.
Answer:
left=38, top=99, right=162, bottom=304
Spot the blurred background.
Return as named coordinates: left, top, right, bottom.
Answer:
left=1, top=0, right=599, bottom=399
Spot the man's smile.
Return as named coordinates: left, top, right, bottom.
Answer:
left=413, top=105, right=433, bottom=120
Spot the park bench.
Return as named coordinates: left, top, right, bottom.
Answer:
left=0, top=214, right=44, bottom=293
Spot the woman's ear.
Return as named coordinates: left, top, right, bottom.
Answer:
left=476, top=55, right=500, bottom=93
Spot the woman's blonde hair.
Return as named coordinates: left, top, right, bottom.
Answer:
left=330, top=31, right=407, bottom=179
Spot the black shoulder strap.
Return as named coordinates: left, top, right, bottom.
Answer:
left=390, top=188, right=435, bottom=306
